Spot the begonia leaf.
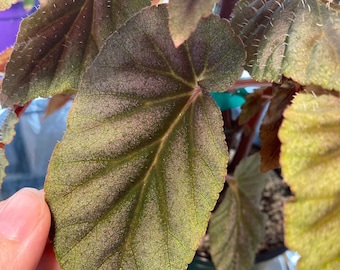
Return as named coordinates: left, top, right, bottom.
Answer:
left=209, top=153, right=267, bottom=270
left=232, top=0, right=340, bottom=91
left=45, top=5, right=245, bottom=269
left=169, top=0, right=216, bottom=47
left=280, top=93, right=340, bottom=270
left=1, top=0, right=150, bottom=106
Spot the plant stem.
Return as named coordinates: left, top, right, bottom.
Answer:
left=227, top=79, right=272, bottom=91
left=228, top=93, right=269, bottom=173
left=219, top=0, right=239, bottom=19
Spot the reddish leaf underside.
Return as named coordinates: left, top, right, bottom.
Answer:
left=259, top=83, right=299, bottom=172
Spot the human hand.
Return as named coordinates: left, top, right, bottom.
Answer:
left=0, top=188, right=61, bottom=270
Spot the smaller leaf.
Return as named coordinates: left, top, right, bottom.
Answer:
left=233, top=153, right=268, bottom=205
left=44, top=93, right=73, bottom=119
left=209, top=153, right=268, bottom=270
left=169, top=0, right=216, bottom=47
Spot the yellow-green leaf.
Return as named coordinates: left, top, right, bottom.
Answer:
left=45, top=5, right=245, bottom=269
left=209, top=153, right=268, bottom=270
left=279, top=93, right=340, bottom=270
left=169, top=0, right=216, bottom=47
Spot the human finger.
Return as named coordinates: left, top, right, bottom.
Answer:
left=0, top=188, right=51, bottom=269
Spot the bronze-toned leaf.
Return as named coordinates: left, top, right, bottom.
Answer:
left=45, top=5, right=245, bottom=269
left=1, top=0, right=150, bottom=106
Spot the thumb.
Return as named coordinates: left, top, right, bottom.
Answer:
left=0, top=188, right=51, bottom=270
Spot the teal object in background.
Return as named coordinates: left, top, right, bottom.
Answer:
left=210, top=88, right=248, bottom=111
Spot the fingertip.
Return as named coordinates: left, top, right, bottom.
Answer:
left=0, top=188, right=47, bottom=240
left=0, top=188, right=51, bottom=269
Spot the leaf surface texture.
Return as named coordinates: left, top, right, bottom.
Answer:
left=45, top=5, right=245, bottom=269
left=168, top=0, right=216, bottom=47
left=1, top=0, right=150, bottom=105
left=280, top=93, right=340, bottom=270
left=232, top=0, right=340, bottom=90
left=209, top=154, right=267, bottom=270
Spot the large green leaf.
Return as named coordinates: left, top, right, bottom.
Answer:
left=45, top=5, right=245, bottom=270
left=1, top=0, right=150, bottom=106
left=279, top=93, right=340, bottom=270
left=232, top=0, right=340, bottom=91
left=168, top=0, right=216, bottom=47
left=209, top=153, right=267, bottom=270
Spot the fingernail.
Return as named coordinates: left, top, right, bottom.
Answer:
left=0, top=188, right=45, bottom=241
